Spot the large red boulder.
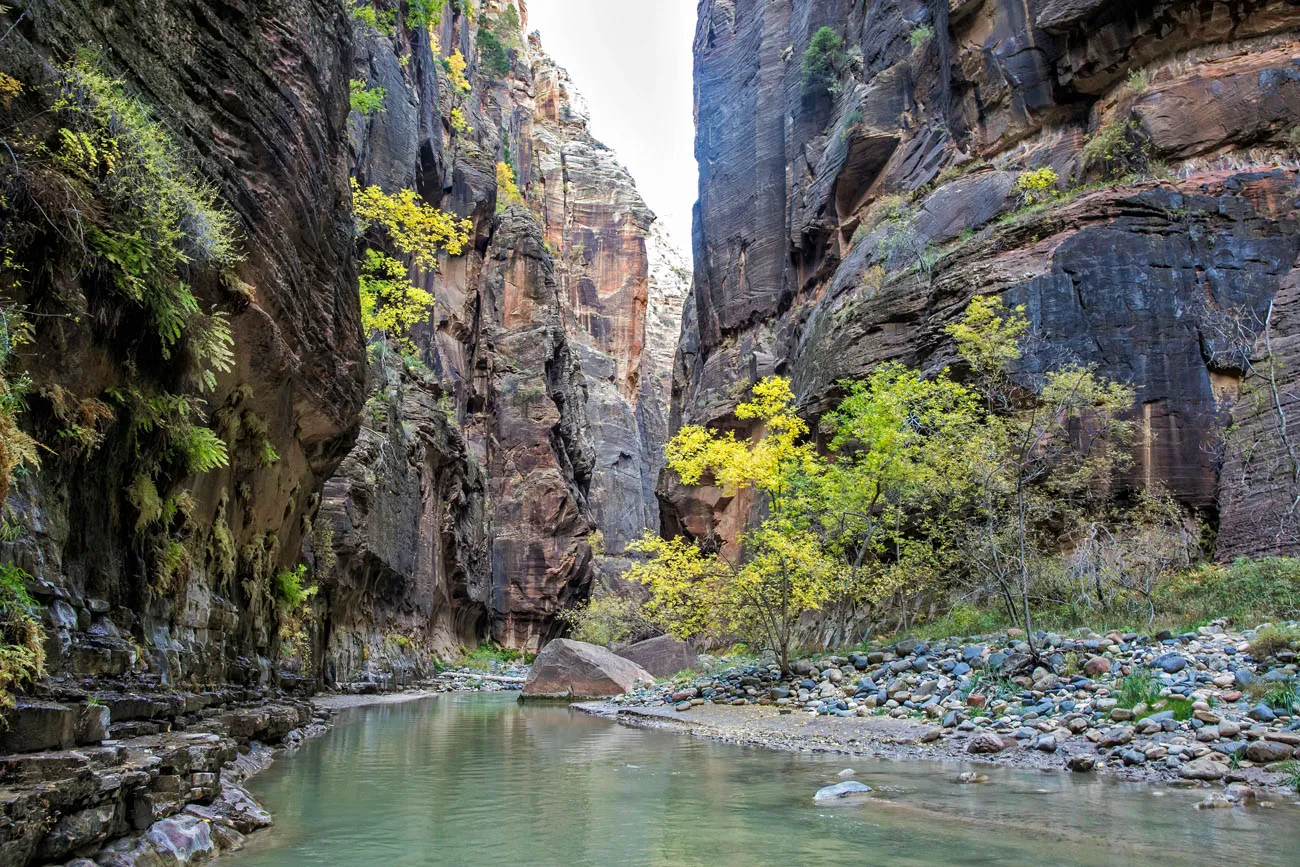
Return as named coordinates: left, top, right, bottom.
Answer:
left=522, top=639, right=654, bottom=700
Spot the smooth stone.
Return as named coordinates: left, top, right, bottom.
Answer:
left=813, top=781, right=873, bottom=801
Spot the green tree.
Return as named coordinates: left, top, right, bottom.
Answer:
left=802, top=26, right=844, bottom=95
left=477, top=28, right=511, bottom=78
left=946, top=297, right=1135, bottom=656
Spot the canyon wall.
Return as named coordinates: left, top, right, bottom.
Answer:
left=0, top=0, right=686, bottom=713
left=668, top=0, right=1300, bottom=558
left=321, top=4, right=686, bottom=675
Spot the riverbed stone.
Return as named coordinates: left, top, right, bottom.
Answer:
left=523, top=639, right=655, bottom=700
left=813, top=781, right=872, bottom=801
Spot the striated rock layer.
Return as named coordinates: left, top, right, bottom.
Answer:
left=668, top=0, right=1300, bottom=559
left=0, top=0, right=688, bottom=710
left=317, top=2, right=689, bottom=672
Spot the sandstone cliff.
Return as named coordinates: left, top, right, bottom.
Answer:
left=668, top=0, right=1300, bottom=559
left=0, top=0, right=687, bottom=707
left=315, top=1, right=688, bottom=677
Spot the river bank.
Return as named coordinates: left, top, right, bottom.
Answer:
left=228, top=691, right=1300, bottom=867
left=583, top=619, right=1300, bottom=803
left=0, top=670, right=526, bottom=867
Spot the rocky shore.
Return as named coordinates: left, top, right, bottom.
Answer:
left=0, top=664, right=527, bottom=867
left=585, top=621, right=1300, bottom=803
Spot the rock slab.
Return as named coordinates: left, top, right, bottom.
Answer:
left=522, top=639, right=654, bottom=700
left=615, top=636, right=698, bottom=678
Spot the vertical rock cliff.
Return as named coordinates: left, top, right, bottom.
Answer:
left=316, top=1, right=688, bottom=676
left=668, top=0, right=1300, bottom=559
left=0, top=0, right=688, bottom=704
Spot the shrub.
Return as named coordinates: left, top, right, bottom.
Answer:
left=908, top=25, right=934, bottom=49
left=1013, top=167, right=1059, bottom=206
left=450, top=107, right=472, bottom=136
left=558, top=594, right=657, bottom=647
left=1155, top=557, right=1300, bottom=626
left=460, top=641, right=524, bottom=669
left=0, top=564, right=44, bottom=715
left=1081, top=117, right=1148, bottom=179
left=406, top=0, right=443, bottom=30
left=495, top=161, right=523, bottom=210
left=351, top=3, right=395, bottom=35
left=476, top=29, right=511, bottom=78
left=1125, top=68, right=1153, bottom=94
left=351, top=180, right=472, bottom=270
left=349, top=79, right=386, bottom=115
left=1249, top=626, right=1298, bottom=659
left=445, top=51, right=471, bottom=95
left=801, top=26, right=844, bottom=95
left=357, top=249, right=432, bottom=352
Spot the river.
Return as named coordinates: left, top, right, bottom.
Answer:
left=226, top=692, right=1300, bottom=866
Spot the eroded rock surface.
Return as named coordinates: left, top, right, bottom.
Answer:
left=669, top=0, right=1300, bottom=561
left=522, top=638, right=654, bottom=699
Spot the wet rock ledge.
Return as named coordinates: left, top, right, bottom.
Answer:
left=0, top=696, right=329, bottom=866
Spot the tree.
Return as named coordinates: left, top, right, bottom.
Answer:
left=809, top=364, right=985, bottom=642
left=946, top=297, right=1135, bottom=656
left=801, top=26, right=844, bottom=96
left=350, top=180, right=471, bottom=349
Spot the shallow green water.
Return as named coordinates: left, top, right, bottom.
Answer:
left=227, top=693, right=1300, bottom=867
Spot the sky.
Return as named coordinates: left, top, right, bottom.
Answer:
left=524, top=0, right=697, bottom=252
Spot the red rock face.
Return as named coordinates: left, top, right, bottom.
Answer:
left=319, top=9, right=688, bottom=665
left=670, top=0, right=1300, bottom=559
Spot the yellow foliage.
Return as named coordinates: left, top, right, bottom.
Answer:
left=450, top=107, right=472, bottom=136
left=1013, top=167, right=1059, bottom=206
left=944, top=295, right=1028, bottom=376
left=665, top=375, right=816, bottom=506
left=624, top=534, right=732, bottom=641
left=447, top=51, right=471, bottom=95
left=358, top=250, right=432, bottom=352
left=0, top=72, right=22, bottom=109
left=350, top=179, right=472, bottom=270
left=495, top=161, right=522, bottom=206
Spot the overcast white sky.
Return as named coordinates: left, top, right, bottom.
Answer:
left=525, top=0, right=697, bottom=253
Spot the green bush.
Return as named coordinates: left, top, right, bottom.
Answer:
left=908, top=25, right=934, bottom=49
left=352, top=3, right=396, bottom=35
left=406, top=0, right=443, bottom=29
left=349, top=79, right=386, bottom=115
left=1155, top=557, right=1300, bottom=626
left=801, top=26, right=844, bottom=95
left=476, top=28, right=511, bottom=78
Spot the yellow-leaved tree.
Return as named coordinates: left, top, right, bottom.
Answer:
left=350, top=179, right=471, bottom=351
left=632, top=377, right=841, bottom=671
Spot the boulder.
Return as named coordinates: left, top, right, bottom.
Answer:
left=813, top=781, right=873, bottom=801
left=1180, top=755, right=1227, bottom=781
left=966, top=731, right=1010, bottom=754
left=0, top=700, right=77, bottom=753
left=522, top=639, right=654, bottom=700
left=615, top=635, right=698, bottom=678
left=1244, top=739, right=1293, bottom=764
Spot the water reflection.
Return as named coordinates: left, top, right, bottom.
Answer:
left=228, top=694, right=1300, bottom=867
